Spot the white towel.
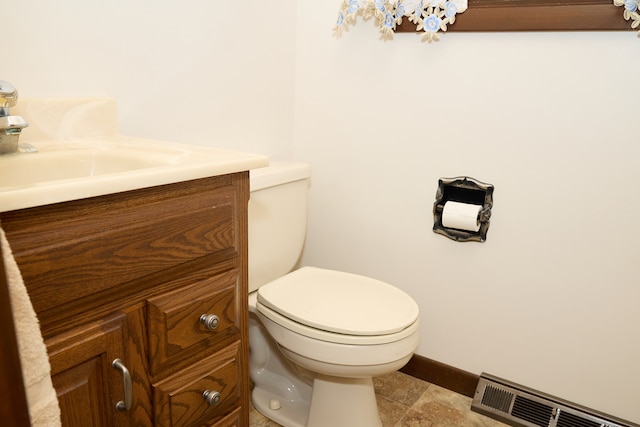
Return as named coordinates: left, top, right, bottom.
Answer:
left=1, top=228, right=61, bottom=427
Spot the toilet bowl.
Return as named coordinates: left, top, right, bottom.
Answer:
left=248, top=162, right=420, bottom=427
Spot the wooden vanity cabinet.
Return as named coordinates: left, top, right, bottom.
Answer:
left=0, top=172, right=250, bottom=427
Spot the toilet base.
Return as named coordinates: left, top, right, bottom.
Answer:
left=307, top=374, right=382, bottom=427
left=252, top=386, right=310, bottom=427
left=253, top=374, right=383, bottom=427
left=250, top=313, right=312, bottom=427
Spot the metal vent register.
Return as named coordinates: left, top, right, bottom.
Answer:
left=472, top=374, right=639, bottom=427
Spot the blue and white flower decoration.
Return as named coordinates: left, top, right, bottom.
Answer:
left=334, top=0, right=468, bottom=42
left=613, top=0, right=640, bottom=36
left=335, top=1, right=639, bottom=42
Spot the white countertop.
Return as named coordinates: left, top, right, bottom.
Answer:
left=0, top=137, right=268, bottom=212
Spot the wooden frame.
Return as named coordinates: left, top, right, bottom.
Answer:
left=396, top=0, right=631, bottom=32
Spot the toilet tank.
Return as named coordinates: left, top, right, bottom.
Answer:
left=248, top=161, right=311, bottom=293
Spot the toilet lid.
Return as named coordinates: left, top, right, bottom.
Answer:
left=257, top=267, right=419, bottom=336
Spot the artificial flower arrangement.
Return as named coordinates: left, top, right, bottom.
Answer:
left=335, top=0, right=640, bottom=42
left=613, top=0, right=640, bottom=36
left=334, top=0, right=468, bottom=43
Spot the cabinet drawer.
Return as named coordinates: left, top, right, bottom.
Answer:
left=206, top=407, right=241, bottom=427
left=148, top=269, right=240, bottom=375
left=2, top=175, right=239, bottom=314
left=154, top=343, right=241, bottom=427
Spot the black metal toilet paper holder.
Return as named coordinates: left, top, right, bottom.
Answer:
left=433, top=176, right=494, bottom=242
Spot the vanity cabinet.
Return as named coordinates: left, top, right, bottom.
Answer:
left=0, top=172, right=250, bottom=427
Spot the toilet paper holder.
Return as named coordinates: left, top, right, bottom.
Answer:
left=433, top=176, right=494, bottom=242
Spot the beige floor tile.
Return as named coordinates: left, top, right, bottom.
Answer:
left=411, top=383, right=472, bottom=424
left=395, top=407, right=435, bottom=427
left=409, top=383, right=509, bottom=427
left=374, top=371, right=431, bottom=407
left=376, top=395, right=410, bottom=427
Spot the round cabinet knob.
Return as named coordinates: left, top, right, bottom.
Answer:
left=203, top=390, right=221, bottom=406
left=199, top=314, right=219, bottom=331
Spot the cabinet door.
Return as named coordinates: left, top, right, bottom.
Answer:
left=47, top=314, right=132, bottom=427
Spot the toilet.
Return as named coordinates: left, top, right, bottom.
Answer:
left=248, top=162, right=420, bottom=427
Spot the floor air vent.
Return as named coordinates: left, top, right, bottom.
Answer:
left=472, top=374, right=639, bottom=427
left=511, top=395, right=554, bottom=426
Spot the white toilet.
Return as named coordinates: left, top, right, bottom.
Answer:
left=248, top=162, right=420, bottom=427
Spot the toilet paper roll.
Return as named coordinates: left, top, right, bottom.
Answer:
left=442, top=201, right=482, bottom=232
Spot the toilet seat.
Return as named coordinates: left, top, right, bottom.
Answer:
left=256, top=266, right=419, bottom=345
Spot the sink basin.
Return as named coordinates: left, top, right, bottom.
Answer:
left=2, top=145, right=170, bottom=187
left=0, top=138, right=268, bottom=212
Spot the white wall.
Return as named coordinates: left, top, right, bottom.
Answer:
left=3, top=0, right=639, bottom=423
left=294, top=3, right=640, bottom=424
left=1, top=0, right=297, bottom=159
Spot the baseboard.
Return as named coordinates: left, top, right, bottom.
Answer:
left=400, top=354, right=479, bottom=398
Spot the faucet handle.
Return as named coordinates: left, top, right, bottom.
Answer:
left=0, top=81, right=18, bottom=109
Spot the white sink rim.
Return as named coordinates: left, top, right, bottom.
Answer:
left=0, top=137, right=268, bottom=212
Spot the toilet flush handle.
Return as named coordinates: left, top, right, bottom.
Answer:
left=199, top=313, right=219, bottom=331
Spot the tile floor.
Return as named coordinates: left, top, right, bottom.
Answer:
left=249, top=370, right=509, bottom=426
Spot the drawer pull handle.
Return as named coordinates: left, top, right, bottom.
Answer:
left=203, top=390, right=221, bottom=406
left=112, top=358, right=133, bottom=411
left=199, top=314, right=219, bottom=331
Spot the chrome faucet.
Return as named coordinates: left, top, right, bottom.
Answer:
left=0, top=80, right=33, bottom=155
